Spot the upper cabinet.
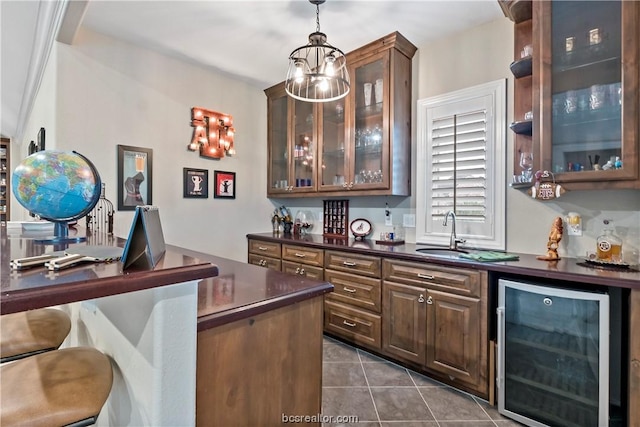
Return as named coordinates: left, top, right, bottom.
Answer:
left=265, top=32, right=416, bottom=198
left=502, top=0, right=640, bottom=190
left=535, top=0, right=639, bottom=190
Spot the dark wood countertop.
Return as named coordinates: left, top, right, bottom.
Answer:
left=247, top=232, right=640, bottom=290
left=1, top=228, right=219, bottom=314
left=172, top=246, right=334, bottom=331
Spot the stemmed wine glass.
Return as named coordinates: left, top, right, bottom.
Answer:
left=519, top=152, right=534, bottom=182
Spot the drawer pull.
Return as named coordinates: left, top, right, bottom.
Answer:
left=295, top=267, right=300, bottom=274
left=426, top=296, right=433, bottom=305
left=418, top=294, right=425, bottom=303
left=300, top=268, right=305, bottom=275
left=343, top=261, right=357, bottom=267
left=257, top=246, right=269, bottom=251
left=343, top=286, right=357, bottom=293
left=295, top=253, right=306, bottom=258
left=342, top=320, right=357, bottom=328
left=417, top=273, right=434, bottom=280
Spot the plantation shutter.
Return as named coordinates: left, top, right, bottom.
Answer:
left=430, top=110, right=487, bottom=222
left=416, top=79, right=506, bottom=250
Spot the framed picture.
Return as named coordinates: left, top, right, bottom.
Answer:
left=213, top=170, right=236, bottom=199
left=183, top=168, right=208, bottom=198
left=117, top=145, right=153, bottom=211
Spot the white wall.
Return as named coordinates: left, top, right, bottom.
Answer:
left=23, top=28, right=275, bottom=261
left=19, top=19, right=640, bottom=264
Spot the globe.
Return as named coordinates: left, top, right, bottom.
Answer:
left=12, top=150, right=101, bottom=243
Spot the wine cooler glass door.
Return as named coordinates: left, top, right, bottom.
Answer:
left=497, top=279, right=609, bottom=427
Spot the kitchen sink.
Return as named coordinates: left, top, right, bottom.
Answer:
left=415, top=247, right=470, bottom=259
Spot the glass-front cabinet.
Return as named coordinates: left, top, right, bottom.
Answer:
left=266, top=32, right=416, bottom=198
left=319, top=53, right=389, bottom=192
left=265, top=85, right=317, bottom=195
left=536, top=0, right=640, bottom=189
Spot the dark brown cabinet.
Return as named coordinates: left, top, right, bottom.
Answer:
left=265, top=32, right=416, bottom=198
left=381, top=259, right=488, bottom=396
left=502, top=0, right=640, bottom=190
left=382, top=281, right=426, bottom=365
left=425, top=289, right=481, bottom=390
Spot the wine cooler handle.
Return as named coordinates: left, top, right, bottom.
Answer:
left=496, top=307, right=505, bottom=392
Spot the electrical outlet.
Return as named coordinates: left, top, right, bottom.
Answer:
left=385, top=214, right=393, bottom=226
left=403, top=214, right=416, bottom=228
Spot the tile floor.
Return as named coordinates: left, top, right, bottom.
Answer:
left=322, top=336, right=523, bottom=427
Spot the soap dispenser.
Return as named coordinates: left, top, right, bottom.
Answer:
left=596, top=220, right=623, bottom=262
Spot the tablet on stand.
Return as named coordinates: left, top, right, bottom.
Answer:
left=121, top=206, right=166, bottom=270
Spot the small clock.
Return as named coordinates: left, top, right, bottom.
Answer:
left=350, top=218, right=372, bottom=240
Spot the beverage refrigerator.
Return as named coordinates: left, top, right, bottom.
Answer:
left=497, top=279, right=610, bottom=427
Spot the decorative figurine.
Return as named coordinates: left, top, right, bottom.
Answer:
left=537, top=217, right=564, bottom=261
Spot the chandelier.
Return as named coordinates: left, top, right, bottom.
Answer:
left=285, top=0, right=350, bottom=102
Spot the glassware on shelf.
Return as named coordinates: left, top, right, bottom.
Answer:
left=596, top=219, right=623, bottom=262
left=519, top=151, right=534, bottom=182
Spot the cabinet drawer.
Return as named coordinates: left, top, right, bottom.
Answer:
left=248, top=254, right=281, bottom=271
left=324, top=251, right=381, bottom=278
left=324, top=270, right=381, bottom=313
left=248, top=239, right=281, bottom=258
left=383, top=259, right=481, bottom=297
left=324, top=300, right=381, bottom=350
left=282, top=244, right=324, bottom=267
left=282, top=261, right=324, bottom=280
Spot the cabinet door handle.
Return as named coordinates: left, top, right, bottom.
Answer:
left=418, top=294, right=425, bottom=303
left=295, top=253, right=306, bottom=258
left=426, top=296, right=433, bottom=304
left=342, top=261, right=356, bottom=267
left=348, top=182, right=354, bottom=188
left=259, top=260, right=266, bottom=266
left=342, top=320, right=357, bottom=328
left=257, top=246, right=268, bottom=251
left=299, top=268, right=305, bottom=275
left=343, top=286, right=357, bottom=293
left=295, top=267, right=300, bottom=274
left=418, top=273, right=434, bottom=280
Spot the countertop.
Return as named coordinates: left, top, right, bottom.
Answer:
left=1, top=227, right=219, bottom=314
left=173, top=246, right=334, bottom=331
left=247, top=232, right=640, bottom=290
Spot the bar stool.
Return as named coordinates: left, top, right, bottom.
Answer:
left=0, top=308, right=71, bottom=363
left=0, top=346, right=113, bottom=427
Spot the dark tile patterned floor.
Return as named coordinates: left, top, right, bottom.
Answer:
left=322, top=336, right=523, bottom=427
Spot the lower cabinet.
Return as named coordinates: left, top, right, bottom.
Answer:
left=425, top=289, right=482, bottom=390
left=381, top=259, right=488, bottom=397
left=246, top=236, right=489, bottom=398
left=382, top=281, right=426, bottom=365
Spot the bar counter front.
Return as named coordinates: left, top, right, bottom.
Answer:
left=1, top=226, right=333, bottom=426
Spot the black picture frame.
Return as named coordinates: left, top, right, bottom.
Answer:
left=183, top=168, right=209, bottom=198
left=117, top=145, right=153, bottom=211
left=213, top=170, right=236, bottom=199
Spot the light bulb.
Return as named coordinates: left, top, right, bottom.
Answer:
left=325, top=55, right=335, bottom=77
left=294, top=62, right=304, bottom=83
left=319, top=78, right=329, bottom=92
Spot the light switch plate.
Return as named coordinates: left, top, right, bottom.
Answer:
left=403, top=214, right=416, bottom=228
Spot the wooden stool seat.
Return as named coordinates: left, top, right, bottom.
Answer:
left=0, top=308, right=71, bottom=363
left=0, top=347, right=113, bottom=427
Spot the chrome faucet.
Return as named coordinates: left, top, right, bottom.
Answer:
left=443, top=210, right=465, bottom=250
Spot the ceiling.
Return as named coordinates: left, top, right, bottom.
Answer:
left=1, top=0, right=504, bottom=140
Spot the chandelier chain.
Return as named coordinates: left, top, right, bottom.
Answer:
left=316, top=3, right=320, bottom=33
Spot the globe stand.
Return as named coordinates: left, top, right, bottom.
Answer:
left=34, top=221, right=86, bottom=245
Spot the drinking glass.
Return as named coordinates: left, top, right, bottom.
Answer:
left=519, top=152, right=534, bottom=182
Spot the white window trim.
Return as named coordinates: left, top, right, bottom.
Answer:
left=416, top=79, right=507, bottom=250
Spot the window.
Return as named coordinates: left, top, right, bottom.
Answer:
left=416, top=79, right=506, bottom=250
